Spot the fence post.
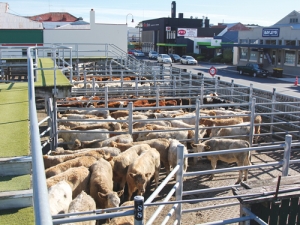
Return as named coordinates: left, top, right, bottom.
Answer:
left=47, top=98, right=55, bottom=150
left=270, top=88, right=276, bottom=142
left=128, top=102, right=133, bottom=136
left=173, top=75, right=176, bottom=97
left=105, top=87, right=108, bottom=108
left=194, top=99, right=200, bottom=144
left=282, top=134, right=292, bottom=176
left=175, top=144, right=184, bottom=224
left=121, top=70, right=124, bottom=89
left=230, top=79, right=234, bottom=102
left=134, top=196, right=144, bottom=225
left=249, top=97, right=256, bottom=146
left=189, top=71, right=192, bottom=97
left=135, top=77, right=138, bottom=97
left=200, top=80, right=204, bottom=105
left=92, top=77, right=96, bottom=96
left=156, top=86, right=160, bottom=107
left=52, top=96, right=58, bottom=149
left=249, top=84, right=253, bottom=111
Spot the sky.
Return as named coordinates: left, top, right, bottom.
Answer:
left=6, top=0, right=299, bottom=27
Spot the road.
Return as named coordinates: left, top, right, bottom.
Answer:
left=140, top=57, right=300, bottom=97
left=173, top=62, right=300, bottom=97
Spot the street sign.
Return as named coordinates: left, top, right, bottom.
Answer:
left=209, top=66, right=217, bottom=76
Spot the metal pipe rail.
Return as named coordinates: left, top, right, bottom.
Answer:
left=27, top=46, right=53, bottom=225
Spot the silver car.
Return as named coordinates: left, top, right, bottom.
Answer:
left=148, top=51, right=158, bottom=59
left=180, top=55, right=198, bottom=65
left=157, top=54, right=172, bottom=64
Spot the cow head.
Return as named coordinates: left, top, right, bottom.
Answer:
left=98, top=191, right=122, bottom=208
left=129, top=172, right=151, bottom=195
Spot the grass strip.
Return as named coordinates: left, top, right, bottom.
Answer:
left=0, top=207, right=34, bottom=225
left=36, top=58, right=71, bottom=87
left=0, top=174, right=31, bottom=192
left=0, top=83, right=30, bottom=157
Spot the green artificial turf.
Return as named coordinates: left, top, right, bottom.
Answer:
left=0, top=207, right=34, bottom=225
left=0, top=174, right=31, bottom=192
left=35, top=58, right=71, bottom=87
left=0, top=83, right=30, bottom=157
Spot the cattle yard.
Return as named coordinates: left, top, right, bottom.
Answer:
left=2, top=45, right=300, bottom=225
left=39, top=59, right=300, bottom=224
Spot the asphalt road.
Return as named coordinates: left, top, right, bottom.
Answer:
left=169, top=61, right=300, bottom=98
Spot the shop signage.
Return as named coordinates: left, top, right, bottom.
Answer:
left=166, top=26, right=171, bottom=31
left=177, top=28, right=197, bottom=37
left=262, top=28, right=280, bottom=37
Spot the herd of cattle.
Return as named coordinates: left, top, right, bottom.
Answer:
left=44, top=94, right=262, bottom=224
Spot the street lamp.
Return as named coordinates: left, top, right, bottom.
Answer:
left=126, top=13, right=134, bottom=25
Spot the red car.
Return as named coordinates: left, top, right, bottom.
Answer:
left=128, top=50, right=136, bottom=55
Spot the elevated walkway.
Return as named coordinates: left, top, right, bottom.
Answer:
left=0, top=57, right=72, bottom=224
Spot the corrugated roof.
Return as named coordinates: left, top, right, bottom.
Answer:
left=28, top=12, right=78, bottom=22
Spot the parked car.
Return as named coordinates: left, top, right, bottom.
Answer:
left=133, top=50, right=145, bottom=57
left=180, top=55, right=198, bottom=65
left=157, top=54, right=172, bottom=64
left=168, top=54, right=181, bottom=63
left=148, top=51, right=158, bottom=59
left=128, top=49, right=136, bottom=55
left=236, top=63, right=269, bottom=77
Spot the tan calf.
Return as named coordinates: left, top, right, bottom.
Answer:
left=126, top=148, right=161, bottom=201
left=191, top=138, right=251, bottom=184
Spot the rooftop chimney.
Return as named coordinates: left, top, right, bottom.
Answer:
left=171, top=1, right=176, bottom=18
left=90, top=9, right=95, bottom=27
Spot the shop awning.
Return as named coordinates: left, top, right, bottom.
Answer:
left=156, top=43, right=187, bottom=47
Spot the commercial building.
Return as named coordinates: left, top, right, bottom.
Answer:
left=223, top=10, right=300, bottom=76
left=140, top=1, right=223, bottom=56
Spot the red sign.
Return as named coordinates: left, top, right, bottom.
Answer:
left=209, top=66, right=217, bottom=76
left=178, top=29, right=186, bottom=35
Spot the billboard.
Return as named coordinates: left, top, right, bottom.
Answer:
left=177, top=28, right=197, bottom=37
left=262, top=28, right=280, bottom=37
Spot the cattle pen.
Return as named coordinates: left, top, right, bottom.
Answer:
left=1, top=44, right=300, bottom=225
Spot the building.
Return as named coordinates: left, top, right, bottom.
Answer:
left=223, top=10, right=300, bottom=76
left=140, top=1, right=224, bottom=56
left=0, top=3, right=127, bottom=58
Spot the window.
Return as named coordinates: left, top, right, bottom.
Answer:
left=285, top=40, right=296, bottom=46
left=284, top=50, right=295, bottom=66
left=297, top=51, right=300, bottom=66
left=249, top=39, right=259, bottom=44
left=278, top=50, right=281, bottom=65
left=265, top=40, right=276, bottom=45
left=22, top=49, right=27, bottom=56
left=290, top=18, right=298, bottom=23
left=239, top=39, right=248, bottom=44
left=259, top=40, right=264, bottom=44
left=249, top=51, right=258, bottom=61
left=240, top=48, right=248, bottom=60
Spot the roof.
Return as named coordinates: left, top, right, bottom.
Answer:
left=55, top=24, right=90, bottom=30
left=28, top=12, right=78, bottom=22
left=269, top=23, right=300, bottom=30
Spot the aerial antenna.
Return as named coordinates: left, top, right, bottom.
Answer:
left=48, top=0, right=52, bottom=12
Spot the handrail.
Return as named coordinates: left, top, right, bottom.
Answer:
left=27, top=47, right=52, bottom=224
left=27, top=45, right=70, bottom=224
